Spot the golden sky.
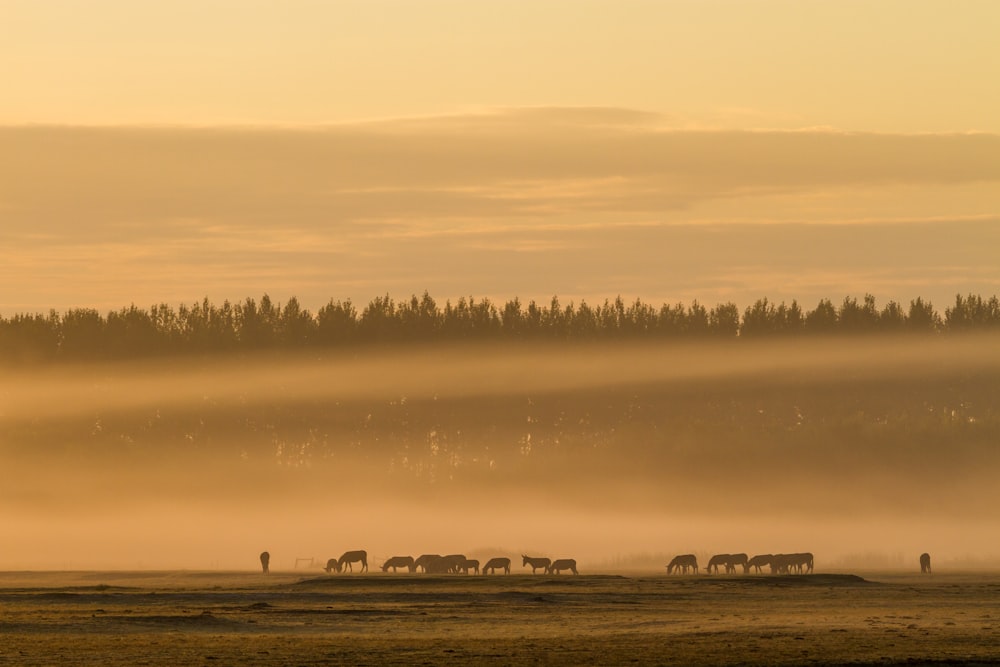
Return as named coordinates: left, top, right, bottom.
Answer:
left=2, top=0, right=998, bottom=313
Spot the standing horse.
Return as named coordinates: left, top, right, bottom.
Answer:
left=522, top=555, right=551, bottom=574
left=483, top=557, right=511, bottom=575
left=920, top=553, right=931, bottom=574
left=667, top=554, right=698, bottom=575
left=259, top=551, right=270, bottom=574
left=460, top=559, right=480, bottom=575
left=337, top=550, right=368, bottom=573
left=729, top=553, right=749, bottom=574
left=791, top=552, right=814, bottom=574
left=546, top=558, right=578, bottom=575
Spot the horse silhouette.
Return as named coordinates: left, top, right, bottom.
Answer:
left=483, top=557, right=511, bottom=575
left=460, top=558, right=480, bottom=575
left=792, top=552, right=814, bottom=574
left=337, top=550, right=368, bottom=573
left=920, top=552, right=931, bottom=574
left=769, top=553, right=813, bottom=574
left=420, top=555, right=453, bottom=574
left=729, top=553, right=749, bottom=574
left=667, top=554, right=698, bottom=575
left=705, top=554, right=730, bottom=574
left=522, top=555, right=551, bottom=574
left=769, top=554, right=793, bottom=574
left=414, top=554, right=442, bottom=573
left=259, top=551, right=270, bottom=574
left=747, top=554, right=772, bottom=574
left=381, top=556, right=415, bottom=573
left=546, top=558, right=578, bottom=575
left=441, top=554, right=467, bottom=574
left=324, top=558, right=342, bottom=573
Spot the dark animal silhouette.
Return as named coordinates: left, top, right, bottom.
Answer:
left=747, top=554, right=772, bottom=574
left=769, top=554, right=793, bottom=574
left=259, top=551, right=270, bottom=574
left=414, top=554, right=442, bottom=573
left=522, top=554, right=551, bottom=574
left=337, top=550, right=368, bottom=573
left=482, top=557, right=511, bottom=575
left=441, top=554, right=467, bottom=574
left=421, top=555, right=453, bottom=574
left=460, top=558, right=480, bottom=575
left=546, top=558, right=578, bottom=575
left=729, top=553, right=750, bottom=574
left=667, top=554, right=698, bottom=574
left=793, top=552, right=814, bottom=574
left=769, top=553, right=813, bottom=574
left=381, top=556, right=415, bottom=573
left=920, top=552, right=931, bottom=574
left=705, top=554, right=730, bottom=574
left=324, top=558, right=342, bottom=573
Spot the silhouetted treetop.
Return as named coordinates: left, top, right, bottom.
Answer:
left=1, top=292, right=996, bottom=364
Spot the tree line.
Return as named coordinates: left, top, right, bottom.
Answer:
left=1, top=292, right=997, bottom=364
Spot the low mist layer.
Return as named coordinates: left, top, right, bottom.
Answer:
left=2, top=335, right=998, bottom=569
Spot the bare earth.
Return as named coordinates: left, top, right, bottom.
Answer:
left=2, top=571, right=999, bottom=666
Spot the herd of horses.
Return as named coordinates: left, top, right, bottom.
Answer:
left=666, top=552, right=815, bottom=575
left=260, top=551, right=578, bottom=575
left=260, top=550, right=935, bottom=576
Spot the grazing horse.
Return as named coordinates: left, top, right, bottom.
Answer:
left=747, top=554, right=772, bottom=574
left=705, top=554, right=730, bottom=574
left=667, top=554, right=698, bottom=575
left=483, top=557, right=511, bottom=575
left=442, top=555, right=468, bottom=574
left=522, top=555, right=552, bottom=574
left=422, top=555, right=453, bottom=574
left=338, top=550, right=368, bottom=573
left=920, top=553, right=931, bottom=574
left=546, top=558, right=578, bottom=575
left=381, top=556, right=415, bottom=573
left=769, top=554, right=793, bottom=574
left=769, top=553, right=812, bottom=574
left=259, top=551, right=270, bottom=574
left=414, top=554, right=443, bottom=573
left=324, top=558, right=342, bottom=573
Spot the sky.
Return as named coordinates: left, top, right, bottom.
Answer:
left=2, top=0, right=999, bottom=313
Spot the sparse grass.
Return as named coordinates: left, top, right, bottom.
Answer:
left=2, top=571, right=1000, bottom=665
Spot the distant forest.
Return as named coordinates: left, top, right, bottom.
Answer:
left=1, top=292, right=998, bottom=364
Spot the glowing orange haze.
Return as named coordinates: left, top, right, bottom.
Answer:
left=2, top=336, right=998, bottom=570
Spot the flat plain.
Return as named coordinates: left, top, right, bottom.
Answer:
left=2, top=570, right=999, bottom=665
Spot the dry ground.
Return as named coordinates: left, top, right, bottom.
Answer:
left=1, top=571, right=999, bottom=666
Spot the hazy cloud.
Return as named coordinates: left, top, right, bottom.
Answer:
left=1, top=108, right=998, bottom=312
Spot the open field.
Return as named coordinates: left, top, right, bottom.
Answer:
left=2, top=571, right=999, bottom=665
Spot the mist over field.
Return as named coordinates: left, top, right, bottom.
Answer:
left=2, top=334, right=998, bottom=571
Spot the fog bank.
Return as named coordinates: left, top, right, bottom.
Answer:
left=2, top=335, right=998, bottom=569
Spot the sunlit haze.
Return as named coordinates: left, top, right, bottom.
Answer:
left=1, top=1, right=999, bottom=573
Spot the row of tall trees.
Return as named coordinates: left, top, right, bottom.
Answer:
left=1, top=293, right=997, bottom=363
